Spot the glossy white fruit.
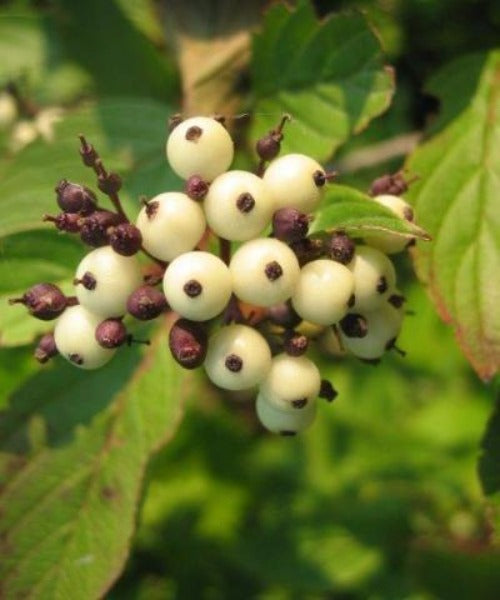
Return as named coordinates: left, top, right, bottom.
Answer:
left=163, top=251, right=232, bottom=321
left=260, top=353, right=321, bottom=411
left=75, top=247, right=142, bottom=318
left=363, top=194, right=415, bottom=254
left=166, top=116, right=234, bottom=181
left=230, top=238, right=300, bottom=307
left=136, top=192, right=206, bottom=261
left=54, top=306, right=116, bottom=369
left=256, top=392, right=317, bottom=434
left=339, top=302, right=404, bottom=360
left=204, top=324, right=272, bottom=390
left=204, top=170, right=274, bottom=241
left=291, top=259, right=354, bottom=325
left=263, top=153, right=326, bottom=213
left=348, top=245, right=396, bottom=312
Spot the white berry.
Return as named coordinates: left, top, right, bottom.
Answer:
left=256, top=392, right=317, bottom=435
left=54, top=306, right=116, bottom=369
left=260, top=353, right=321, bottom=411
left=291, top=259, right=354, bottom=325
left=136, top=192, right=206, bottom=261
left=348, top=245, right=396, bottom=312
left=230, top=238, right=300, bottom=307
left=166, top=116, right=234, bottom=181
left=339, top=303, right=404, bottom=360
left=263, top=153, right=326, bottom=213
left=74, top=246, right=142, bottom=318
left=363, top=194, right=415, bottom=254
left=204, top=324, right=272, bottom=391
left=163, top=251, right=232, bottom=321
left=204, top=170, right=274, bottom=241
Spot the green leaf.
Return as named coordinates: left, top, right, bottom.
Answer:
left=405, top=50, right=500, bottom=381
left=478, top=398, right=500, bottom=542
left=0, top=231, right=82, bottom=347
left=0, top=97, right=178, bottom=240
left=0, top=327, right=187, bottom=599
left=310, top=184, right=429, bottom=238
left=0, top=12, right=45, bottom=85
left=53, top=0, right=177, bottom=102
left=250, top=1, right=394, bottom=161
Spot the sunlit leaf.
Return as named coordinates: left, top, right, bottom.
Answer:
left=405, top=51, right=500, bottom=381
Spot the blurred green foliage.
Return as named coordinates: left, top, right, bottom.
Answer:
left=0, top=0, right=499, bottom=598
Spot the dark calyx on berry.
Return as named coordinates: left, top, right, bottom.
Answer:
left=264, top=261, right=283, bottom=281
left=95, top=319, right=128, bottom=348
left=291, top=397, right=308, bottom=409
left=69, top=353, right=84, bottom=365
left=55, top=179, right=97, bottom=215
left=284, top=333, right=308, bottom=356
left=142, top=198, right=159, bottom=219
left=183, top=279, right=203, bottom=297
left=376, top=276, right=388, bottom=294
left=267, top=301, right=302, bottom=329
left=289, top=237, right=324, bottom=266
left=43, top=212, right=82, bottom=233
left=225, top=353, right=243, bottom=372
left=327, top=232, right=355, bottom=265
left=169, top=318, right=207, bottom=369
left=339, top=314, right=368, bottom=338
left=34, top=332, right=59, bottom=363
left=74, top=271, right=97, bottom=291
left=280, top=430, right=297, bottom=436
left=127, top=285, right=168, bottom=320
left=168, top=113, right=183, bottom=132
left=272, top=208, right=309, bottom=243
left=236, top=193, right=255, bottom=213
left=319, top=379, right=338, bottom=402
left=9, top=283, right=68, bottom=320
left=185, top=126, right=202, bottom=142
left=186, top=175, right=209, bottom=201
left=388, top=294, right=405, bottom=309
left=109, top=223, right=143, bottom=256
left=80, top=210, right=123, bottom=247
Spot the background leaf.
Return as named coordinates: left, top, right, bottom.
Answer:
left=405, top=50, right=500, bottom=381
left=311, top=184, right=429, bottom=238
left=0, top=327, right=188, bottom=599
left=250, top=1, right=394, bottom=161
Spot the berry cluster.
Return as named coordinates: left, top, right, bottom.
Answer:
left=10, top=114, right=419, bottom=435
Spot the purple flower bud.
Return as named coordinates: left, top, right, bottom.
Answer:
left=95, top=319, right=128, bottom=348
left=34, top=332, right=59, bottom=363
left=109, top=223, right=143, bottom=256
left=9, top=283, right=68, bottom=321
left=272, top=208, right=309, bottom=243
left=79, top=210, right=123, bottom=247
left=327, top=233, right=355, bottom=265
left=169, top=318, right=207, bottom=369
left=127, top=286, right=168, bottom=320
left=55, top=179, right=97, bottom=215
